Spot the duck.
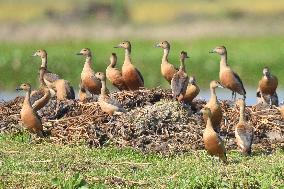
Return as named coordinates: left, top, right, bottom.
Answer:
left=16, top=83, right=44, bottom=138
left=235, top=99, right=254, bottom=155
left=257, top=67, right=278, bottom=106
left=106, top=53, right=128, bottom=91
left=204, top=80, right=223, bottom=132
left=155, top=41, right=178, bottom=83
left=95, top=72, right=126, bottom=117
left=171, top=51, right=189, bottom=102
left=184, top=76, right=200, bottom=104
left=114, top=41, right=144, bottom=90
left=31, top=67, right=51, bottom=112
left=76, top=48, right=102, bottom=97
left=202, top=107, right=227, bottom=163
left=210, top=46, right=246, bottom=100
left=32, top=49, right=75, bottom=100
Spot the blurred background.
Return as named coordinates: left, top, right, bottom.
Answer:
left=0, top=0, right=284, bottom=103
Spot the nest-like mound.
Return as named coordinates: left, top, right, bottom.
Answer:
left=0, top=88, right=283, bottom=154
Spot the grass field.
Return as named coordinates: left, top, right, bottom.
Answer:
left=0, top=134, right=283, bottom=188
left=0, top=36, right=284, bottom=90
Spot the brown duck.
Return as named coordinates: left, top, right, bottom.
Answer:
left=155, top=41, right=178, bottom=83
left=114, top=41, right=144, bottom=90
left=106, top=53, right=128, bottom=91
left=204, top=80, right=223, bottom=132
left=257, top=67, right=278, bottom=105
left=210, top=46, right=246, bottom=100
left=95, top=72, right=126, bottom=116
left=171, top=51, right=189, bottom=102
left=33, top=49, right=75, bottom=100
left=184, top=76, right=200, bottom=104
left=235, top=99, right=254, bottom=155
left=16, top=83, right=44, bottom=137
left=202, top=107, right=227, bottom=163
left=77, top=48, right=102, bottom=97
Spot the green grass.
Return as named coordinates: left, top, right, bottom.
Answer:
left=0, top=134, right=283, bottom=188
left=0, top=36, right=284, bottom=91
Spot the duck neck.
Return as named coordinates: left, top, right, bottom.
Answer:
left=83, top=56, right=93, bottom=70
left=162, top=48, right=170, bottom=63
left=41, top=57, right=47, bottom=68
left=124, top=48, right=131, bottom=64
left=179, top=58, right=186, bottom=72
left=39, top=69, right=45, bottom=86
left=239, top=105, right=246, bottom=124
left=24, top=89, right=32, bottom=107
left=109, top=59, right=116, bottom=68
left=210, top=86, right=217, bottom=103
left=100, top=80, right=107, bottom=96
left=206, top=117, right=214, bottom=130
left=220, top=53, right=228, bottom=69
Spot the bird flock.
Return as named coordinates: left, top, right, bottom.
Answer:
left=16, top=40, right=282, bottom=163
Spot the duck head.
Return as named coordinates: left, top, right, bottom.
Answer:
left=16, top=83, right=31, bottom=91
left=155, top=41, right=170, bottom=49
left=32, top=49, right=47, bottom=58
left=114, top=41, right=131, bottom=50
left=76, top=48, right=92, bottom=57
left=209, top=46, right=227, bottom=55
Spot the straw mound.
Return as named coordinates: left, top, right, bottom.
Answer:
left=0, top=88, right=283, bottom=154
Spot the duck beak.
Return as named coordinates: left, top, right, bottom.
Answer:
left=114, top=44, right=121, bottom=48
left=155, top=43, right=161, bottom=48
left=16, top=87, right=22, bottom=91
left=76, top=52, right=83, bottom=55
left=209, top=49, right=216, bottom=53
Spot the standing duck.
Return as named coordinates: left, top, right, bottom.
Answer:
left=171, top=51, right=189, bottom=102
left=95, top=72, right=126, bottom=116
left=76, top=48, right=102, bottom=97
left=257, top=67, right=278, bottom=106
left=202, top=107, right=227, bottom=163
left=204, top=80, right=223, bottom=132
left=235, top=99, right=254, bottom=155
left=155, top=41, right=178, bottom=83
left=106, top=53, right=128, bottom=90
left=32, top=49, right=75, bottom=100
left=209, top=46, right=246, bottom=100
left=114, top=41, right=144, bottom=90
left=16, top=83, right=44, bottom=138
left=184, top=76, right=200, bottom=104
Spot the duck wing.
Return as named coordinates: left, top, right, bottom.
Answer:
left=44, top=70, right=60, bottom=83
left=135, top=68, right=144, bottom=85
left=171, top=73, right=188, bottom=98
left=233, top=72, right=246, bottom=95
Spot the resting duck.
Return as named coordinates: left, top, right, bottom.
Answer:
left=202, top=107, right=227, bottom=163
left=77, top=48, right=102, bottom=97
left=210, top=46, right=246, bottom=100
left=95, top=72, right=126, bottom=116
left=114, top=41, right=144, bottom=90
left=155, top=41, right=178, bottom=83
left=204, top=80, right=223, bottom=132
left=32, top=49, right=75, bottom=100
left=235, top=99, right=254, bottom=155
left=106, top=53, right=128, bottom=91
left=184, top=76, right=200, bottom=104
left=16, top=83, right=44, bottom=137
left=171, top=51, right=189, bottom=102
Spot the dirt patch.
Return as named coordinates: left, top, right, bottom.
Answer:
left=0, top=88, right=283, bottom=154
